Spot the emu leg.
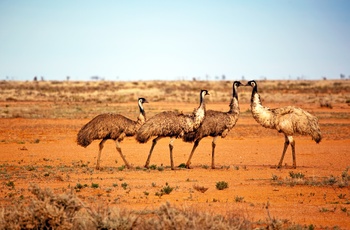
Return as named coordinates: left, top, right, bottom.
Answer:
left=169, top=138, right=175, bottom=170
left=277, top=135, right=290, bottom=168
left=289, top=137, right=296, bottom=169
left=185, top=138, right=201, bottom=169
left=211, top=136, right=218, bottom=169
left=145, top=137, right=161, bottom=168
left=115, top=141, right=132, bottom=169
left=96, top=139, right=107, bottom=170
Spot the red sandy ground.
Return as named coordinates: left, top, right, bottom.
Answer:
left=0, top=102, right=349, bottom=228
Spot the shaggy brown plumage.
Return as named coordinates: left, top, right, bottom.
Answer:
left=247, top=80, right=321, bottom=168
left=77, top=98, right=148, bottom=169
left=183, top=81, right=243, bottom=169
left=136, top=90, right=209, bottom=170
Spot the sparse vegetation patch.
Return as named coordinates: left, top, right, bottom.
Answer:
left=272, top=169, right=350, bottom=188
left=216, top=181, right=229, bottom=190
left=0, top=184, right=319, bottom=229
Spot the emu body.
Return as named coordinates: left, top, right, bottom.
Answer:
left=247, top=80, right=321, bottom=168
left=136, top=90, right=209, bottom=170
left=183, top=81, right=243, bottom=169
left=77, top=98, right=148, bottom=169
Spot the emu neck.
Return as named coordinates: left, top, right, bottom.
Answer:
left=229, top=87, right=239, bottom=114
left=250, top=85, right=263, bottom=108
left=250, top=85, right=275, bottom=129
left=193, top=94, right=206, bottom=129
left=137, top=104, right=146, bottom=124
left=250, top=85, right=259, bottom=104
left=195, top=98, right=206, bottom=119
left=198, top=96, right=206, bottom=111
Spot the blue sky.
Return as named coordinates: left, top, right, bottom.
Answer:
left=1, top=0, right=349, bottom=81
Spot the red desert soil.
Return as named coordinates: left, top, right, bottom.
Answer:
left=1, top=99, right=349, bottom=228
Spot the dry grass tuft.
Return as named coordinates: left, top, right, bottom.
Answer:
left=141, top=201, right=252, bottom=229
left=0, top=184, right=252, bottom=229
left=271, top=169, right=350, bottom=188
left=0, top=184, right=83, bottom=229
left=0, top=184, right=319, bottom=229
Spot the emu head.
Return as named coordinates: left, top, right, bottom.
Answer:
left=200, top=89, right=210, bottom=97
left=199, top=90, right=210, bottom=105
left=200, top=90, right=210, bottom=100
left=138, top=98, right=148, bottom=104
left=138, top=98, right=148, bottom=114
left=246, top=80, right=257, bottom=88
left=233, top=81, right=244, bottom=88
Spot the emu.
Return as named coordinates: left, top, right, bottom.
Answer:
left=136, top=90, right=209, bottom=170
left=183, top=81, right=243, bottom=169
left=246, top=80, right=321, bottom=168
left=77, top=98, right=148, bottom=170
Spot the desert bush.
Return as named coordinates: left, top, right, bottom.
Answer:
left=91, top=183, right=99, bottom=188
left=157, top=165, right=164, bottom=171
left=118, top=165, right=126, bottom=171
left=216, top=181, right=229, bottom=190
left=155, top=183, right=174, bottom=197
left=5, top=181, right=15, bottom=189
left=149, top=164, right=157, bottom=170
left=74, top=183, right=87, bottom=192
left=160, top=182, right=174, bottom=195
left=234, top=196, right=245, bottom=203
left=121, top=182, right=128, bottom=190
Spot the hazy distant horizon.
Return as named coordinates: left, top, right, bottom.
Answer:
left=3, top=74, right=347, bottom=82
